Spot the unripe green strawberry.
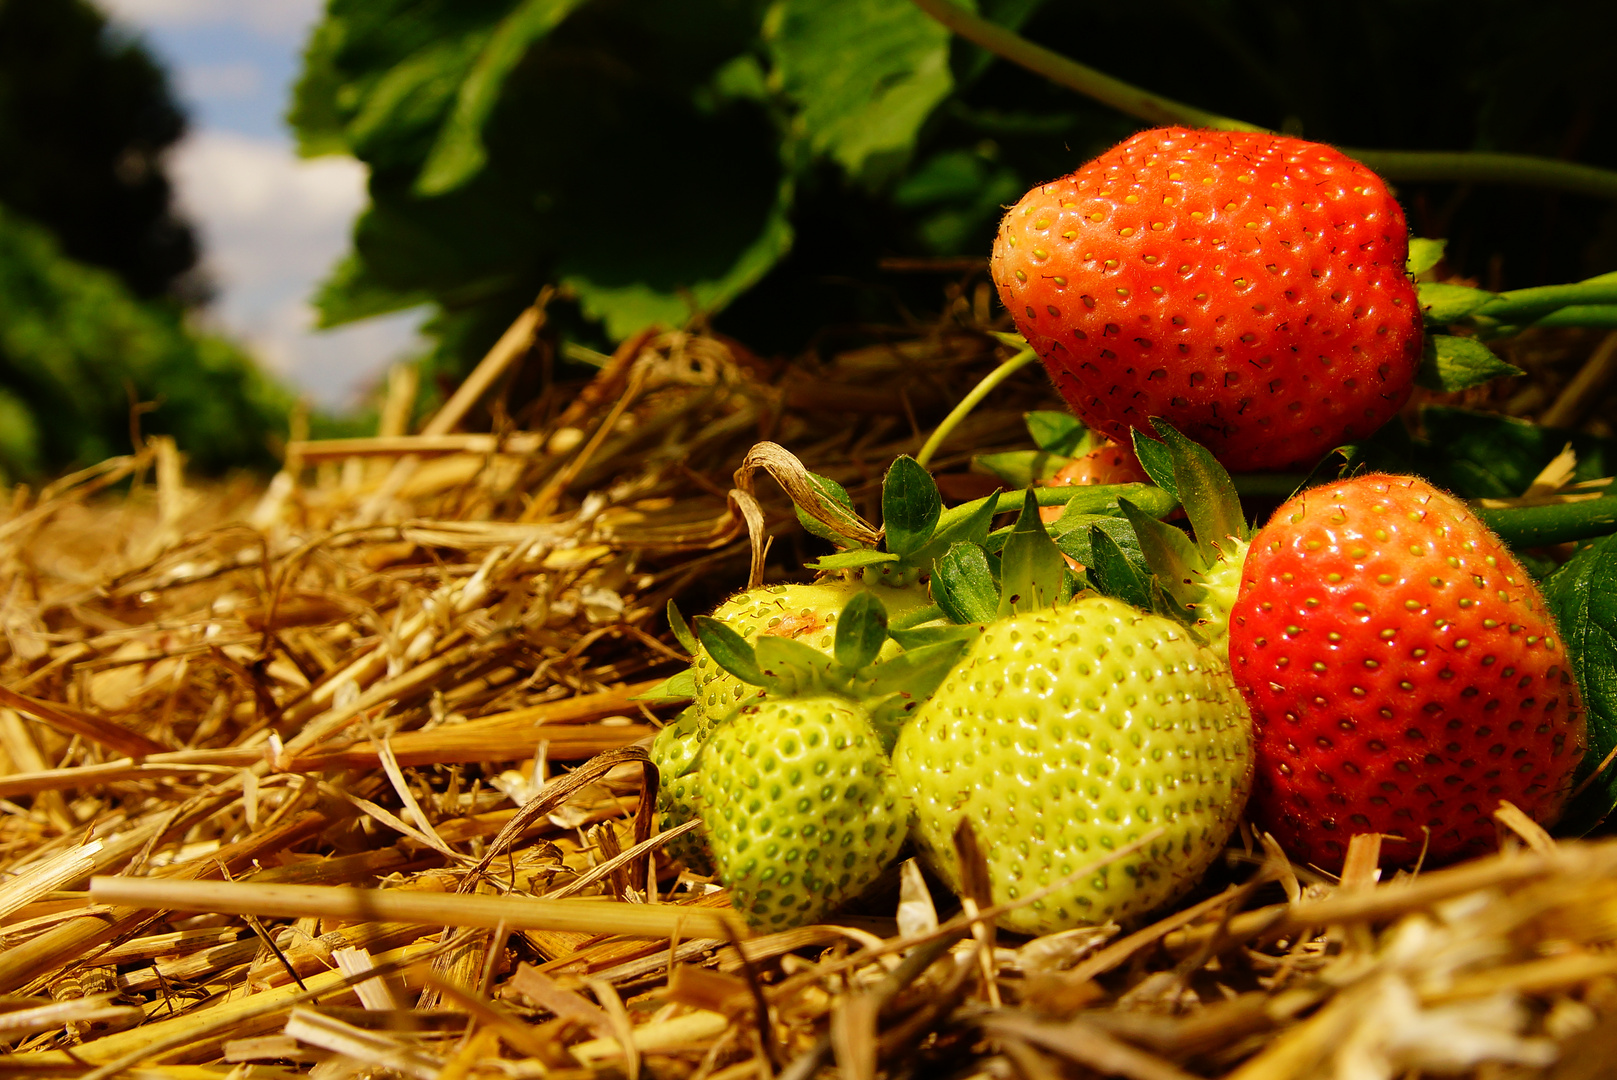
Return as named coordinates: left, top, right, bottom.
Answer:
left=1228, top=474, right=1586, bottom=868
left=650, top=707, right=714, bottom=875
left=692, top=578, right=930, bottom=725
left=895, top=595, right=1252, bottom=934
left=697, top=695, right=908, bottom=930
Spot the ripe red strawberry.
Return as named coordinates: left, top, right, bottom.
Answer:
left=1228, top=474, right=1585, bottom=869
left=992, top=127, right=1422, bottom=472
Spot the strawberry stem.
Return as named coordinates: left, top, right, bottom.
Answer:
left=1475, top=496, right=1617, bottom=548
left=915, top=344, right=1037, bottom=469
left=1472, top=277, right=1617, bottom=326
left=911, top=0, right=1617, bottom=201
left=990, top=482, right=1178, bottom=518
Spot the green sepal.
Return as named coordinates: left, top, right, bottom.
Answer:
left=1118, top=497, right=1201, bottom=607
left=1416, top=335, right=1525, bottom=392
left=1149, top=576, right=1202, bottom=641
left=888, top=622, right=982, bottom=650
left=1086, top=524, right=1153, bottom=610
left=933, top=541, right=998, bottom=625
left=1049, top=514, right=1140, bottom=567
left=808, top=549, right=901, bottom=570
left=1150, top=419, right=1248, bottom=563
left=882, top=455, right=943, bottom=559
left=889, top=603, right=944, bottom=631
left=1406, top=237, right=1447, bottom=276
left=973, top=449, right=1069, bottom=488
left=1025, top=411, right=1089, bottom=456
left=997, top=489, right=1066, bottom=617
left=667, top=600, right=699, bottom=655
left=859, top=638, right=970, bottom=699
left=912, top=486, right=1000, bottom=569
left=834, top=590, right=889, bottom=670
left=631, top=667, right=696, bottom=703
left=691, top=615, right=767, bottom=687
left=796, top=472, right=859, bottom=544
left=753, top=635, right=839, bottom=695
left=1418, top=282, right=1496, bottom=324
left=1130, top=428, right=1178, bottom=500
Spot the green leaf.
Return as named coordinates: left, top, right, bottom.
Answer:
left=1130, top=429, right=1178, bottom=499
left=692, top=616, right=767, bottom=687
left=861, top=638, right=971, bottom=700
left=1047, top=513, right=1137, bottom=567
left=1416, top=335, right=1525, bottom=392
left=887, top=623, right=982, bottom=650
left=933, top=542, right=999, bottom=625
left=972, top=449, right=1068, bottom=488
left=1542, top=533, right=1617, bottom=835
left=835, top=591, right=889, bottom=670
left=912, top=488, right=1000, bottom=569
left=767, top=0, right=954, bottom=185
left=754, top=635, right=838, bottom=693
left=1118, top=498, right=1201, bottom=604
left=416, top=0, right=592, bottom=195
left=312, top=253, right=433, bottom=328
left=1418, top=282, right=1497, bottom=324
left=1025, top=411, right=1089, bottom=455
left=997, top=490, right=1066, bottom=617
left=882, top=455, right=943, bottom=558
left=1151, top=419, right=1248, bottom=564
left=798, top=472, right=858, bottom=543
left=630, top=667, right=696, bottom=703
left=1086, top=525, right=1152, bottom=610
left=667, top=600, right=698, bottom=655
left=808, top=549, right=901, bottom=570
left=1406, top=237, right=1447, bottom=276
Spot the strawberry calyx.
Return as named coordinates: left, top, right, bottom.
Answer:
left=691, top=591, right=974, bottom=749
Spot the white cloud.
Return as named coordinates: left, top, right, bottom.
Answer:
left=170, top=129, right=427, bottom=407
left=180, top=61, right=264, bottom=100
left=97, top=0, right=323, bottom=39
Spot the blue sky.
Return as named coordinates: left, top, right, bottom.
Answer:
left=99, top=0, right=425, bottom=408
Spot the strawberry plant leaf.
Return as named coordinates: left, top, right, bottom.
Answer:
left=1542, top=532, right=1617, bottom=835
left=1150, top=419, right=1248, bottom=562
left=692, top=616, right=768, bottom=688
left=914, top=488, right=1000, bottom=567
left=808, top=550, right=901, bottom=570
left=630, top=667, right=696, bottom=703
left=883, top=454, right=943, bottom=558
left=887, top=623, right=983, bottom=649
left=415, top=0, right=592, bottom=196
left=933, top=541, right=998, bottom=625
left=1049, top=514, right=1139, bottom=567
left=1025, top=411, right=1089, bottom=455
left=1416, top=335, right=1525, bottom=392
left=1118, top=498, right=1201, bottom=604
left=1406, top=237, right=1447, bottom=276
left=1086, top=524, right=1152, bottom=610
left=972, top=449, right=1068, bottom=487
left=998, top=489, right=1066, bottom=616
left=767, top=0, right=954, bottom=185
left=1418, top=282, right=1497, bottom=324
left=667, top=600, right=699, bottom=655
left=754, top=635, right=839, bottom=693
left=798, top=472, right=859, bottom=544
left=1130, top=428, right=1178, bottom=499
left=835, top=591, right=890, bottom=670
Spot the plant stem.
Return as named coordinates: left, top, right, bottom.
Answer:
left=909, top=0, right=1263, bottom=134
left=1475, top=281, right=1617, bottom=325
left=991, top=482, right=1179, bottom=518
left=910, top=0, right=1617, bottom=200
left=1531, top=306, right=1617, bottom=329
left=915, top=346, right=1038, bottom=469
left=1474, top=497, right=1617, bottom=548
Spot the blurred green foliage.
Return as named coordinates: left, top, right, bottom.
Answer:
left=0, top=0, right=292, bottom=479
left=292, top=0, right=1617, bottom=378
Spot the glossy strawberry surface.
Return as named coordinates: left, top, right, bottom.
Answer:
left=993, top=127, right=1421, bottom=472
left=1229, top=474, right=1585, bottom=868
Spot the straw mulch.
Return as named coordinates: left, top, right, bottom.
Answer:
left=1, top=295, right=1616, bottom=1080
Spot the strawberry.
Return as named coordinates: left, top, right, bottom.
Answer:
left=650, top=707, right=716, bottom=875
left=900, top=494, right=1253, bottom=934
left=697, top=694, right=908, bottom=930
left=992, top=127, right=1422, bottom=473
left=1228, top=474, right=1586, bottom=868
